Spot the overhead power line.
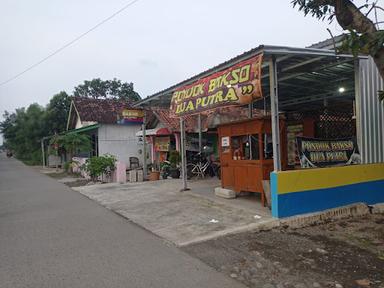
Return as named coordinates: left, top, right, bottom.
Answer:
left=0, top=0, right=142, bottom=87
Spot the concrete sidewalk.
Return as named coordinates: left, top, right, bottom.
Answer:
left=73, top=179, right=277, bottom=246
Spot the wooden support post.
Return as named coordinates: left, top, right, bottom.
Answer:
left=41, top=139, right=45, bottom=168
left=142, top=111, right=147, bottom=180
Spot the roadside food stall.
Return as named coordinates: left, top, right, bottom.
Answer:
left=134, top=43, right=384, bottom=218
left=217, top=117, right=286, bottom=206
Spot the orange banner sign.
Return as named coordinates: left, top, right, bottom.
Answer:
left=170, top=54, right=263, bottom=117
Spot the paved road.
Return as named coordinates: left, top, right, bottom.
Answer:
left=0, top=154, right=244, bottom=288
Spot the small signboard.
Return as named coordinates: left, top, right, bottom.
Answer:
left=155, top=136, right=170, bottom=152
left=221, top=136, right=230, bottom=147
left=117, top=109, right=144, bottom=124
left=296, top=137, right=361, bottom=168
left=287, top=124, right=303, bottom=166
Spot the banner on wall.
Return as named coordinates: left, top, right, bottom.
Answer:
left=155, top=136, right=170, bottom=152
left=287, top=124, right=303, bottom=166
left=169, top=54, right=263, bottom=118
left=296, top=137, right=361, bottom=168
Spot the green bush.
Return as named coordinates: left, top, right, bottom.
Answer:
left=21, top=150, right=42, bottom=166
left=50, top=133, right=92, bottom=158
left=169, top=150, right=181, bottom=168
left=82, top=154, right=116, bottom=182
left=63, top=161, right=71, bottom=172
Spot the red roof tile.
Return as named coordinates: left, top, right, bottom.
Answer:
left=72, top=97, right=135, bottom=124
left=151, top=106, right=268, bottom=133
left=152, top=107, right=198, bottom=132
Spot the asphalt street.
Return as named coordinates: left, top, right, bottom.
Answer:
left=0, top=154, right=245, bottom=288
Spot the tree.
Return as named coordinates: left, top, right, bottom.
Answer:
left=0, top=104, right=46, bottom=164
left=0, top=91, right=78, bottom=165
left=73, top=78, right=141, bottom=102
left=52, top=133, right=92, bottom=160
left=0, top=111, right=17, bottom=149
left=45, top=91, right=71, bottom=135
left=293, top=0, right=384, bottom=99
left=50, top=132, right=92, bottom=173
left=0, top=79, right=140, bottom=164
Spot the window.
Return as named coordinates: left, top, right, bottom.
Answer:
left=231, top=134, right=259, bottom=160
left=250, top=134, right=260, bottom=160
left=263, top=134, right=273, bottom=159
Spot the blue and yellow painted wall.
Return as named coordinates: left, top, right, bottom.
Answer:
left=271, top=163, right=384, bottom=218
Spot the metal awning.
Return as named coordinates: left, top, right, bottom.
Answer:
left=135, top=127, right=171, bottom=137
left=135, top=44, right=370, bottom=186
left=67, top=124, right=100, bottom=134
left=134, top=44, right=367, bottom=112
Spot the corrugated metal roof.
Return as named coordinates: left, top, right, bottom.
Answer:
left=357, top=57, right=384, bottom=164
left=134, top=44, right=363, bottom=108
left=307, top=34, right=345, bottom=49
left=134, top=45, right=264, bottom=107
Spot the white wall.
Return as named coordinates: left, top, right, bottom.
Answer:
left=75, top=119, right=97, bottom=129
left=98, top=124, right=142, bottom=167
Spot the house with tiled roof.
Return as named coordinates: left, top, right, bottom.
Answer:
left=66, top=97, right=145, bottom=167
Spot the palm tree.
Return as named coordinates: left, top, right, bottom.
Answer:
left=50, top=133, right=92, bottom=173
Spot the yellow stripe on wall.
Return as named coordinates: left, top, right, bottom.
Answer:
left=277, top=163, right=384, bottom=194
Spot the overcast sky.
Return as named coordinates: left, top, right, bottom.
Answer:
left=0, top=0, right=351, bottom=143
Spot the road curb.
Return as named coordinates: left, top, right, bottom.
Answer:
left=371, top=202, right=384, bottom=214
left=279, top=203, right=371, bottom=229
left=177, top=219, right=280, bottom=247
left=182, top=203, right=377, bottom=245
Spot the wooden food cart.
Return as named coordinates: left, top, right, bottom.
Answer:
left=217, top=117, right=286, bottom=206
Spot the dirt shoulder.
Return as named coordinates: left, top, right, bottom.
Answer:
left=182, top=213, right=384, bottom=288
left=43, top=170, right=92, bottom=187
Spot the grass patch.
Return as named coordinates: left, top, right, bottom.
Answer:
left=46, top=172, right=68, bottom=179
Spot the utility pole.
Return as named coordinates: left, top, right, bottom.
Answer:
left=142, top=111, right=147, bottom=180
